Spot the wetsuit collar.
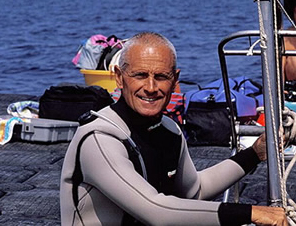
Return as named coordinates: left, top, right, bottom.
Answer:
left=111, top=96, right=162, bottom=131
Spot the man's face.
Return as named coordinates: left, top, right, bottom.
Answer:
left=115, top=44, right=179, bottom=118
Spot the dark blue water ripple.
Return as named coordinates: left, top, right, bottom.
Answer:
left=0, top=0, right=261, bottom=96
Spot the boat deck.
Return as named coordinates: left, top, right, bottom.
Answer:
left=0, top=93, right=295, bottom=225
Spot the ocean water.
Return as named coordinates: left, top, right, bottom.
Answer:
left=0, top=0, right=262, bottom=96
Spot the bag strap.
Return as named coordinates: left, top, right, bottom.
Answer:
left=198, top=86, right=219, bottom=90
left=95, top=39, right=108, bottom=45
left=236, top=78, right=263, bottom=97
left=106, top=35, right=118, bottom=43
left=95, top=35, right=119, bottom=46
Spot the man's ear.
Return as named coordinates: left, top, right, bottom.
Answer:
left=114, top=65, right=123, bottom=89
left=175, top=69, right=180, bottom=81
left=173, top=69, right=181, bottom=92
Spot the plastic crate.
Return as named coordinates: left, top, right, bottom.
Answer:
left=19, top=118, right=79, bottom=142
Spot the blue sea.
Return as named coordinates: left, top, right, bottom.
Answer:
left=0, top=0, right=264, bottom=96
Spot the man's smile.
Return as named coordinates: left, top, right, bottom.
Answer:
left=137, top=95, right=162, bottom=102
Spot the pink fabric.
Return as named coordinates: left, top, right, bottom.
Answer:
left=72, top=34, right=122, bottom=66
left=90, top=35, right=110, bottom=47
left=72, top=51, right=81, bottom=65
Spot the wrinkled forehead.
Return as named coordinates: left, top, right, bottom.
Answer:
left=124, top=44, right=175, bottom=71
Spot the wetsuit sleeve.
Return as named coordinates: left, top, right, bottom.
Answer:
left=215, top=147, right=260, bottom=225
left=174, top=138, right=254, bottom=225
left=175, top=141, right=247, bottom=201
left=230, top=146, right=261, bottom=173
left=79, top=131, right=223, bottom=225
left=218, top=203, right=252, bottom=226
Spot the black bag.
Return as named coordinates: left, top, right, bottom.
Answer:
left=39, top=84, right=114, bottom=121
left=184, top=102, right=234, bottom=147
left=183, top=76, right=263, bottom=147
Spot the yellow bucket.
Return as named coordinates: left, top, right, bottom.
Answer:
left=80, top=69, right=117, bottom=93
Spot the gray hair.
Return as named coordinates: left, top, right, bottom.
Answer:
left=118, top=32, right=177, bottom=71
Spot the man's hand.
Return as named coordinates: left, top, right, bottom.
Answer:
left=252, top=206, right=288, bottom=226
left=252, top=128, right=286, bottom=161
left=252, top=133, right=267, bottom=161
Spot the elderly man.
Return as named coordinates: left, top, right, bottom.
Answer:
left=60, top=32, right=287, bottom=225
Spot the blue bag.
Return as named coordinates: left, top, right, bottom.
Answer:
left=184, top=76, right=263, bottom=146
left=185, top=76, right=263, bottom=119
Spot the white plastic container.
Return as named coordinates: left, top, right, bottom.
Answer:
left=20, top=118, right=79, bottom=142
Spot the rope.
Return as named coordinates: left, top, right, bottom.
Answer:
left=273, top=0, right=287, bottom=209
left=288, top=197, right=296, bottom=212
left=257, top=0, right=284, bottom=206
left=247, top=39, right=261, bottom=56
left=275, top=2, right=296, bottom=216
left=283, top=108, right=296, bottom=145
left=257, top=0, right=296, bottom=223
left=283, top=147, right=296, bottom=188
left=282, top=109, right=296, bottom=224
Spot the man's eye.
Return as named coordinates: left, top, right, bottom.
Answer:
left=131, top=73, right=148, bottom=79
left=154, top=73, right=171, bottom=81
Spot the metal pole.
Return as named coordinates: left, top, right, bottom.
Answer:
left=218, top=38, right=238, bottom=149
left=259, top=0, right=282, bottom=206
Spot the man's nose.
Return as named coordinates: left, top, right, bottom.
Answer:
left=144, top=76, right=158, bottom=93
